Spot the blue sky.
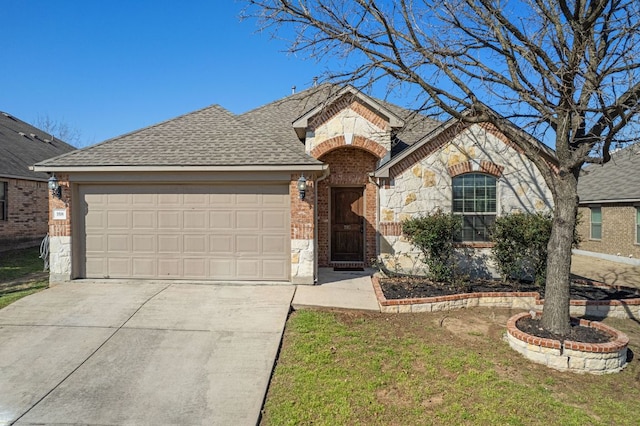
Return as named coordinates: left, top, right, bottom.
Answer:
left=2, top=1, right=327, bottom=146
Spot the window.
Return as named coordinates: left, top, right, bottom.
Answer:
left=452, top=173, right=497, bottom=242
left=636, top=207, right=640, bottom=245
left=0, top=182, right=6, bottom=221
left=590, top=207, right=602, bottom=240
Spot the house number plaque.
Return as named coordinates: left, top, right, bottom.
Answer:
left=53, top=209, right=67, bottom=220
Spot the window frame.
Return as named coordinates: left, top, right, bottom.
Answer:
left=452, top=173, right=497, bottom=243
left=0, top=181, right=7, bottom=221
left=590, top=206, right=602, bottom=240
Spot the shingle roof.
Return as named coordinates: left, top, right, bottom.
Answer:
left=35, top=84, right=439, bottom=170
left=578, top=144, right=640, bottom=202
left=0, top=111, right=75, bottom=180
left=37, top=104, right=322, bottom=168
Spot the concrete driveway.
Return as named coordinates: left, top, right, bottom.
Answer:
left=0, top=281, right=294, bottom=425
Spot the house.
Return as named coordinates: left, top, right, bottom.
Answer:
left=33, top=85, right=553, bottom=284
left=576, top=144, right=640, bottom=265
left=0, top=111, right=75, bottom=251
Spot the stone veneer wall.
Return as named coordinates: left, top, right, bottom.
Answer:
left=379, top=124, right=553, bottom=277
left=577, top=204, right=640, bottom=260
left=48, top=173, right=72, bottom=283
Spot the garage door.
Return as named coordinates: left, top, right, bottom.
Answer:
left=79, top=184, right=290, bottom=280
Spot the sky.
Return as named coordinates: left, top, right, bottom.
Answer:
left=2, top=1, right=329, bottom=147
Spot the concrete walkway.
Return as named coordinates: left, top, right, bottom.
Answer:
left=292, top=268, right=380, bottom=311
left=0, top=282, right=294, bottom=426
left=571, top=254, right=640, bottom=290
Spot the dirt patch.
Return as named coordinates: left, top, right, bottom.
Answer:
left=516, top=316, right=613, bottom=343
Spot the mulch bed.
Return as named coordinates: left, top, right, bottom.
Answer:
left=516, top=316, right=612, bottom=343
left=378, top=275, right=638, bottom=343
left=379, top=276, right=640, bottom=301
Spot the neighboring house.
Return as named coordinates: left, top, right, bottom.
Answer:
left=34, top=85, right=553, bottom=283
left=576, top=144, right=640, bottom=264
left=0, top=111, right=75, bottom=251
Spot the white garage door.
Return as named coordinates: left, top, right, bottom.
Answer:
left=79, top=184, right=290, bottom=281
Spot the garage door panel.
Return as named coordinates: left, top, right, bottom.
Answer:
left=158, top=235, right=181, bottom=253
left=107, top=211, right=130, bottom=229
left=262, top=211, right=287, bottom=230
left=80, top=184, right=290, bottom=281
left=236, top=211, right=259, bottom=229
left=184, top=235, right=207, bottom=253
left=236, top=235, right=260, bottom=254
left=158, top=211, right=181, bottom=229
left=132, top=211, right=156, bottom=228
left=132, top=258, right=156, bottom=277
left=107, top=235, right=129, bottom=252
left=236, top=259, right=260, bottom=279
left=132, top=235, right=155, bottom=253
left=210, top=211, right=233, bottom=229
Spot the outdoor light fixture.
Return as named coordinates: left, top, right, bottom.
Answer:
left=297, top=174, right=308, bottom=200
left=48, top=175, right=62, bottom=199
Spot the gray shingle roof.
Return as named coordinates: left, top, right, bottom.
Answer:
left=578, top=144, right=640, bottom=202
left=35, top=84, right=440, bottom=170
left=0, top=111, right=75, bottom=180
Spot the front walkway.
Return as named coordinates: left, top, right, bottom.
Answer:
left=292, top=268, right=380, bottom=311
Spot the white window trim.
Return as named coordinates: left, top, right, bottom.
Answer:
left=589, top=205, right=602, bottom=241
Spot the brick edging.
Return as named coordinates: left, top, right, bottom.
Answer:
left=371, top=275, right=640, bottom=315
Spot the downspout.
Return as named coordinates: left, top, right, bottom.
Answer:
left=314, top=166, right=330, bottom=284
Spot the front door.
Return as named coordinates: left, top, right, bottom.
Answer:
left=331, top=187, right=364, bottom=262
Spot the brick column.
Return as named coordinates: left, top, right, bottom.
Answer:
left=48, top=173, right=72, bottom=283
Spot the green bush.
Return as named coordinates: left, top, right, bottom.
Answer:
left=490, top=213, right=552, bottom=286
left=402, top=210, right=461, bottom=282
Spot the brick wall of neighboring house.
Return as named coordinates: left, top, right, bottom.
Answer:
left=316, top=147, right=379, bottom=266
left=577, top=204, right=640, bottom=259
left=378, top=123, right=554, bottom=277
left=0, top=177, right=49, bottom=250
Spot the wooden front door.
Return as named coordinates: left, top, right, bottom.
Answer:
left=331, top=187, right=364, bottom=262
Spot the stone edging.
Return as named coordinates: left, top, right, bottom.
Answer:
left=505, top=311, right=629, bottom=374
left=372, top=275, right=640, bottom=319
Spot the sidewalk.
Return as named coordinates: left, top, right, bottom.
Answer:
left=571, top=254, right=640, bottom=289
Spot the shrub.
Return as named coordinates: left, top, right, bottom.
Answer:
left=490, top=213, right=552, bottom=286
left=402, top=210, right=461, bottom=282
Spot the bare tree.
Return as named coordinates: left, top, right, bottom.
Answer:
left=245, top=0, right=640, bottom=335
left=34, top=114, right=81, bottom=146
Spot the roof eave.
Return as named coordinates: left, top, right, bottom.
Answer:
left=32, top=164, right=328, bottom=173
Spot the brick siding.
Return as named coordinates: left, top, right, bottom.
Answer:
left=48, top=173, right=72, bottom=238
left=0, top=178, right=49, bottom=248
left=290, top=175, right=315, bottom=240
left=316, top=147, right=379, bottom=266
left=577, top=204, right=640, bottom=259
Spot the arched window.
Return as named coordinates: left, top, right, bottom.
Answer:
left=452, top=173, right=497, bottom=242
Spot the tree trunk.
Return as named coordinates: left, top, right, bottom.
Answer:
left=541, top=172, right=579, bottom=335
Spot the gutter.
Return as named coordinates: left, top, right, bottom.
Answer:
left=31, top=164, right=327, bottom=173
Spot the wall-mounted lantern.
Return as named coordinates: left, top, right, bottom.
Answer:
left=297, top=174, right=308, bottom=200
left=48, top=175, right=62, bottom=199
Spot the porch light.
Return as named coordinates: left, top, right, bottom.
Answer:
left=48, top=175, right=62, bottom=199
left=297, top=174, right=308, bottom=200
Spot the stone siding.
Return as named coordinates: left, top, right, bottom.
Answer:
left=577, top=204, right=640, bottom=260
left=378, top=124, right=553, bottom=276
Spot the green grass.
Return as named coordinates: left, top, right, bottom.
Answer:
left=0, top=247, right=48, bottom=308
left=261, top=309, right=640, bottom=426
left=0, top=281, right=48, bottom=309
left=0, top=247, right=45, bottom=281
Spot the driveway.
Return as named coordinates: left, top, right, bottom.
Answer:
left=0, top=282, right=294, bottom=425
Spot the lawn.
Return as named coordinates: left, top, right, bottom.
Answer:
left=261, top=308, right=640, bottom=425
left=0, top=247, right=48, bottom=309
